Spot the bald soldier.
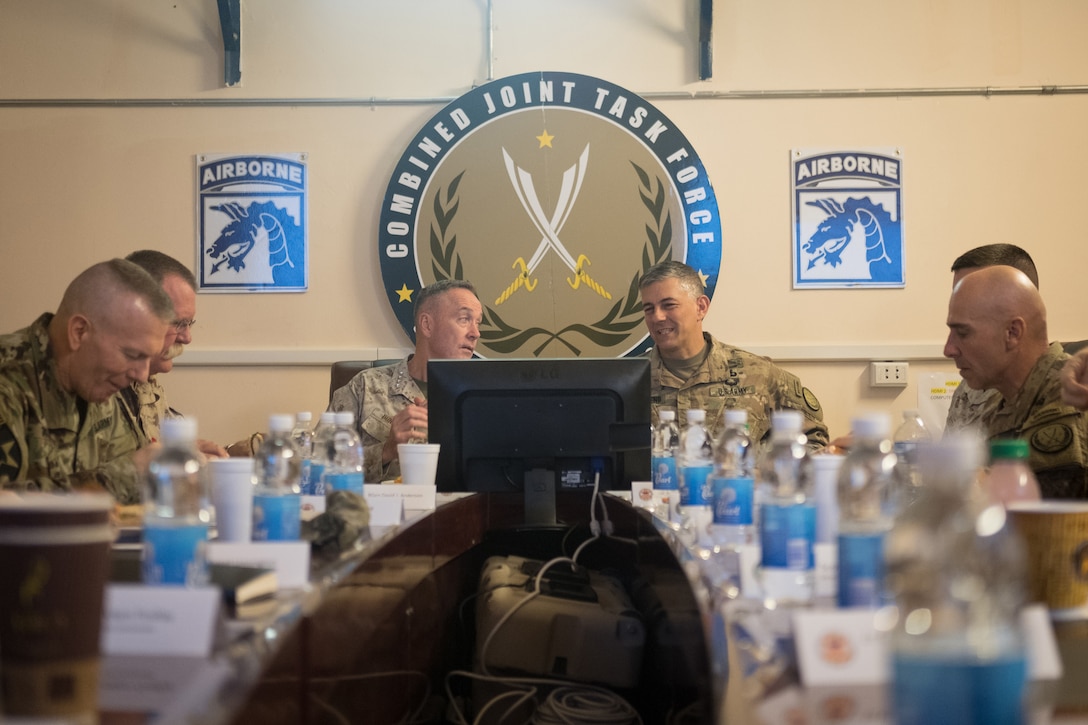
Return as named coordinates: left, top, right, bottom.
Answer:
left=0, top=259, right=173, bottom=502
left=944, top=265, right=1088, bottom=498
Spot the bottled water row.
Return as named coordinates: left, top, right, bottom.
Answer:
left=140, top=410, right=369, bottom=586
left=651, top=406, right=1041, bottom=725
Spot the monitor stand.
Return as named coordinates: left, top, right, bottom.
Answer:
left=523, top=468, right=556, bottom=526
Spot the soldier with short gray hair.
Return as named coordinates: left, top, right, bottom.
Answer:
left=639, top=260, right=828, bottom=449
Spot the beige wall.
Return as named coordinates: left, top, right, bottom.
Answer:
left=2, top=1, right=1086, bottom=445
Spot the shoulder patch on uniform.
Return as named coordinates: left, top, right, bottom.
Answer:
left=0, top=424, right=23, bottom=481
left=1031, top=424, right=1073, bottom=454
left=802, top=387, right=821, bottom=413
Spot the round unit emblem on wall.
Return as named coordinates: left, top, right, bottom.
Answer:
left=378, top=71, right=721, bottom=358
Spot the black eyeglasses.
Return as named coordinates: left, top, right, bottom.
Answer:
left=172, top=318, right=197, bottom=332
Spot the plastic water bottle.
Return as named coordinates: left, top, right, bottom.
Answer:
left=836, top=412, right=897, bottom=608
left=142, top=418, right=210, bottom=585
left=305, top=411, right=338, bottom=495
left=892, top=409, right=931, bottom=505
left=320, top=411, right=365, bottom=494
left=886, top=433, right=1028, bottom=725
left=652, top=409, right=680, bottom=491
left=984, top=439, right=1041, bottom=506
left=757, top=409, right=816, bottom=603
left=708, top=409, right=755, bottom=547
left=291, top=411, right=315, bottom=493
left=253, top=414, right=302, bottom=541
left=652, top=409, right=681, bottom=522
left=679, top=408, right=714, bottom=542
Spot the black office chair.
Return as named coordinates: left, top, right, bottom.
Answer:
left=1063, top=340, right=1088, bottom=355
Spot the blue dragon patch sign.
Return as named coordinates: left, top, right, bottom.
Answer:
left=197, top=153, right=308, bottom=292
left=792, top=148, right=904, bottom=289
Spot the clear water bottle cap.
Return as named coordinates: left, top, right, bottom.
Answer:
left=334, top=411, right=355, bottom=426
left=724, top=409, right=748, bottom=426
left=851, top=412, right=891, bottom=439
left=160, top=417, right=197, bottom=444
left=319, top=411, right=337, bottom=425
left=902, top=409, right=921, bottom=420
left=918, top=431, right=985, bottom=480
left=686, top=408, right=706, bottom=424
left=658, top=409, right=676, bottom=422
left=771, top=409, right=803, bottom=436
left=268, top=414, right=294, bottom=434
left=295, top=411, right=313, bottom=423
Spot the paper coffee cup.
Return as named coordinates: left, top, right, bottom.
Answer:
left=397, top=443, right=440, bottom=486
left=209, top=457, right=255, bottom=542
left=0, top=493, right=114, bottom=722
left=1008, top=501, right=1088, bottom=611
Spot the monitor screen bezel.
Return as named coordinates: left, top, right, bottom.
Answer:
left=427, top=357, right=652, bottom=494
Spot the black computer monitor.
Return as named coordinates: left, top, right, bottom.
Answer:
left=427, top=358, right=652, bottom=524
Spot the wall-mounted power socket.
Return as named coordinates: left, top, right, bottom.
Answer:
left=870, top=361, right=909, bottom=387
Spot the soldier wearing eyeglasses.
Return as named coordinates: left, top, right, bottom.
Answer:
left=122, top=250, right=228, bottom=459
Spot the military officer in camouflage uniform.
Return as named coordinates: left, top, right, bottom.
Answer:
left=330, top=279, right=482, bottom=482
left=944, top=266, right=1088, bottom=498
left=121, top=250, right=227, bottom=458
left=638, top=261, right=829, bottom=450
left=0, top=259, right=175, bottom=502
left=943, top=243, right=1040, bottom=435
left=1062, top=349, right=1088, bottom=411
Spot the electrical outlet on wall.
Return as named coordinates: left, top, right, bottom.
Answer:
left=870, top=362, right=909, bottom=387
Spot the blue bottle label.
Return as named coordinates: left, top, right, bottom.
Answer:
left=253, top=494, right=301, bottom=541
left=142, top=522, right=209, bottom=585
left=680, top=465, right=713, bottom=506
left=760, top=502, right=816, bottom=569
left=711, top=476, right=754, bottom=525
left=837, top=531, right=886, bottom=607
left=302, top=462, right=326, bottom=495
left=652, top=455, right=678, bottom=490
left=892, top=652, right=1027, bottom=725
left=325, top=471, right=364, bottom=494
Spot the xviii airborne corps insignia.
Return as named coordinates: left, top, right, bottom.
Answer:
left=378, top=71, right=722, bottom=359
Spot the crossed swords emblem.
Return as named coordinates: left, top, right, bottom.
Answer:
left=495, top=144, right=611, bottom=305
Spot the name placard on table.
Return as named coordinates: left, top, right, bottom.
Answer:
left=206, top=540, right=311, bottom=589
left=102, top=585, right=221, bottom=657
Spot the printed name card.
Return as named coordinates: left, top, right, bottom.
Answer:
left=363, top=485, right=405, bottom=525
left=793, top=603, right=1061, bottom=687
left=395, top=483, right=437, bottom=511
left=102, top=585, right=221, bottom=657
left=300, top=494, right=326, bottom=521
left=794, top=609, right=889, bottom=686
left=205, top=541, right=311, bottom=589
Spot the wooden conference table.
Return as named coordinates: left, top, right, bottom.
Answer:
left=101, top=491, right=713, bottom=724
left=100, top=490, right=1088, bottom=724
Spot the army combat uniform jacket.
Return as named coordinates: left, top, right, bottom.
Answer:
left=648, top=333, right=829, bottom=450
left=984, top=342, right=1088, bottom=499
left=0, top=313, right=142, bottom=503
left=944, top=382, right=1001, bottom=436
left=119, top=377, right=181, bottom=446
left=329, top=357, right=423, bottom=484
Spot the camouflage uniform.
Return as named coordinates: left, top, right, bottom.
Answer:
left=982, top=342, right=1088, bottom=499
left=648, top=333, right=829, bottom=450
left=119, top=377, right=181, bottom=446
left=944, top=382, right=1001, bottom=435
left=0, top=313, right=143, bottom=503
left=328, top=357, right=423, bottom=483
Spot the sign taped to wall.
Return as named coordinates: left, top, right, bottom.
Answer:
left=196, top=153, right=308, bottom=293
left=792, top=148, right=904, bottom=289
